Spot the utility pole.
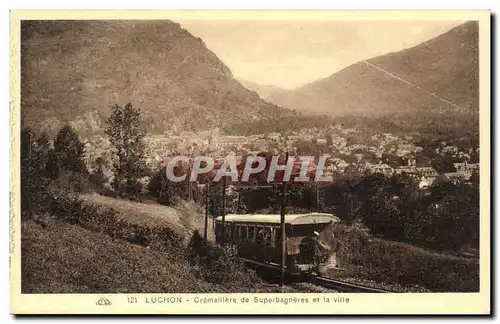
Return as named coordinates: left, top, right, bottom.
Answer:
left=28, top=131, right=32, bottom=156
left=204, top=182, right=209, bottom=240
left=221, top=176, right=227, bottom=244
left=212, top=191, right=216, bottom=232
left=280, top=152, right=289, bottom=288
left=188, top=157, right=192, bottom=201
left=316, top=182, right=320, bottom=212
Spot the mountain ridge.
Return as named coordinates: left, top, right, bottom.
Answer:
left=266, top=21, right=479, bottom=117
left=21, top=20, right=292, bottom=137
left=237, top=79, right=285, bottom=100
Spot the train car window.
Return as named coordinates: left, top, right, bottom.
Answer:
left=215, top=222, right=222, bottom=241
left=298, top=237, right=314, bottom=263
left=225, top=224, right=231, bottom=241
left=237, top=225, right=242, bottom=242
left=255, top=227, right=262, bottom=244
left=292, top=224, right=326, bottom=237
left=270, top=227, right=276, bottom=248
left=268, top=227, right=274, bottom=246
left=265, top=227, right=269, bottom=245
left=274, top=228, right=281, bottom=248
left=242, top=224, right=248, bottom=242
left=233, top=225, right=238, bottom=241
left=258, top=226, right=268, bottom=245
left=249, top=226, right=255, bottom=244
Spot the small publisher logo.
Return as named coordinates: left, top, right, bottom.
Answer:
left=96, top=297, right=112, bottom=306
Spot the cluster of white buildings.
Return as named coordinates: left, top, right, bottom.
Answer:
left=443, top=162, right=480, bottom=184
left=80, top=123, right=480, bottom=190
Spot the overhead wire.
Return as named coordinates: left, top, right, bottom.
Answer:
left=362, top=60, right=466, bottom=111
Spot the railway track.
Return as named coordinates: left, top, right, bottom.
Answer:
left=311, top=276, right=392, bottom=293
left=234, top=256, right=393, bottom=293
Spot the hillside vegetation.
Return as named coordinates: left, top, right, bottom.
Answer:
left=332, top=225, right=479, bottom=292
left=22, top=218, right=218, bottom=293
left=80, top=194, right=186, bottom=235
left=80, top=193, right=213, bottom=244
left=22, top=217, right=279, bottom=293
left=267, top=22, right=479, bottom=118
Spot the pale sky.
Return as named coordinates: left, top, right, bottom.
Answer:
left=177, top=20, right=464, bottom=89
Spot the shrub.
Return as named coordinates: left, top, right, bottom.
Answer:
left=49, top=172, right=95, bottom=195
left=89, top=168, right=108, bottom=189
left=50, top=191, right=83, bottom=224
left=186, top=231, right=262, bottom=288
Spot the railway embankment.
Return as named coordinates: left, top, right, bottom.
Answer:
left=331, top=225, right=479, bottom=292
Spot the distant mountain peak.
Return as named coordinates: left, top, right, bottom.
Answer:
left=237, top=79, right=284, bottom=100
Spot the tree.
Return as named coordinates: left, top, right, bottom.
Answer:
left=105, top=103, right=147, bottom=196
left=147, top=165, right=166, bottom=199
left=47, top=125, right=88, bottom=178
left=431, top=154, right=457, bottom=174
left=321, top=177, right=364, bottom=225
left=419, top=182, right=479, bottom=250
left=20, top=128, right=52, bottom=214
left=326, top=135, right=333, bottom=146
left=89, top=156, right=108, bottom=189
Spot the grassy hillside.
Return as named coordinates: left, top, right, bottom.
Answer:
left=21, top=20, right=291, bottom=137
left=21, top=218, right=220, bottom=293
left=80, top=193, right=214, bottom=243
left=80, top=194, right=187, bottom=235
left=267, top=21, right=479, bottom=118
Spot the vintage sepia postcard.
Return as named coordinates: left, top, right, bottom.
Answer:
left=10, top=10, right=491, bottom=315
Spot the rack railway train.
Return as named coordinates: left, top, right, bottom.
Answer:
left=214, top=213, right=341, bottom=275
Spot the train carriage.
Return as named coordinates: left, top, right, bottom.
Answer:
left=215, top=213, right=341, bottom=275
